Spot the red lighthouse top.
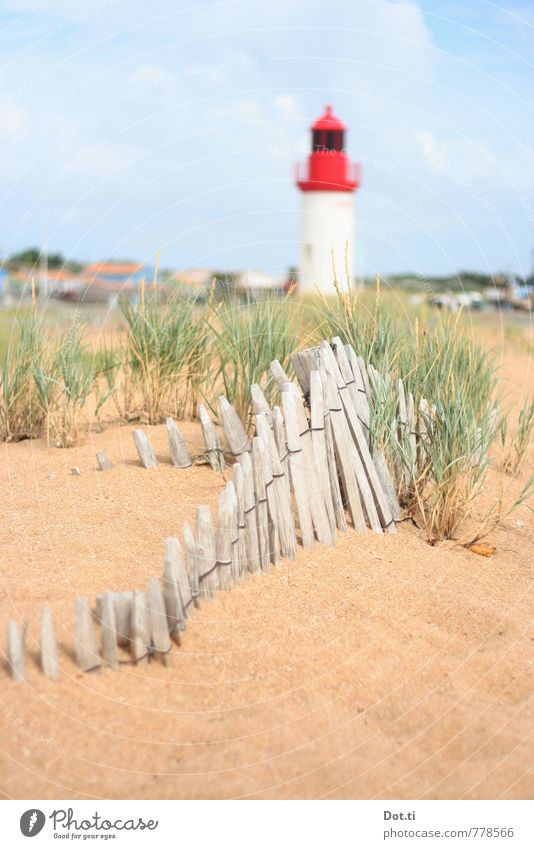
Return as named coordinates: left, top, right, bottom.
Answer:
left=296, top=105, right=360, bottom=192
left=312, top=104, right=346, bottom=131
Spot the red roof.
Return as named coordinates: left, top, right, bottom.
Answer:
left=311, top=104, right=346, bottom=131
left=84, top=262, right=143, bottom=277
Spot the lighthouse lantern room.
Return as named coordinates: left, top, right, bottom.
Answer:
left=295, top=105, right=361, bottom=295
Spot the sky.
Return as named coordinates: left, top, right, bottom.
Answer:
left=0, top=0, right=532, bottom=279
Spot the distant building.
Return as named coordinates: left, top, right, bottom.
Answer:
left=78, top=261, right=151, bottom=303
left=171, top=268, right=213, bottom=293
left=234, top=270, right=285, bottom=297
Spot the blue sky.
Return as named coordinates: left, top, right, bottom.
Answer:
left=0, top=0, right=532, bottom=278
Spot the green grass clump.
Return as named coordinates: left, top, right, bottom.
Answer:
left=319, top=280, right=500, bottom=543
left=501, top=396, right=534, bottom=476
left=120, top=285, right=205, bottom=424
left=205, top=293, right=299, bottom=429
left=0, top=307, right=47, bottom=441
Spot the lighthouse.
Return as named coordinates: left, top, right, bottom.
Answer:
left=295, top=105, right=361, bottom=295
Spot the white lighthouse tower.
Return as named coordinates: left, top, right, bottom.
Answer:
left=295, top=105, right=361, bottom=295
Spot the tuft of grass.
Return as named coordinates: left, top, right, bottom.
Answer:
left=501, top=397, right=534, bottom=476
left=120, top=286, right=205, bottom=424
left=319, top=279, right=500, bottom=543
left=46, top=318, right=96, bottom=447
left=0, top=307, right=47, bottom=441
left=205, top=293, right=299, bottom=429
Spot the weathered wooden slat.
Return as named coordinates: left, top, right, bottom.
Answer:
left=256, top=414, right=297, bottom=561
left=163, top=538, right=186, bottom=644
left=320, top=344, right=394, bottom=533
left=130, top=589, right=150, bottom=664
left=238, top=451, right=261, bottom=574
left=282, top=380, right=335, bottom=546
left=375, top=450, right=401, bottom=522
left=271, top=405, right=295, bottom=531
left=309, top=371, right=337, bottom=540
left=96, top=451, right=113, bottom=471
left=255, top=422, right=284, bottom=565
left=232, top=462, right=249, bottom=578
left=270, top=359, right=291, bottom=393
left=198, top=405, right=225, bottom=472
left=132, top=428, right=158, bottom=469
left=324, top=409, right=347, bottom=532
left=252, top=436, right=274, bottom=569
left=40, top=605, right=59, bottom=680
left=114, top=593, right=133, bottom=646
left=333, top=338, right=370, bottom=436
left=170, top=536, right=193, bottom=623
left=166, top=417, right=192, bottom=468
left=216, top=482, right=238, bottom=589
left=290, top=348, right=320, bottom=395
left=74, top=597, right=100, bottom=672
left=281, top=391, right=315, bottom=549
left=7, top=620, right=25, bottom=682
left=183, top=521, right=200, bottom=608
left=100, top=592, right=119, bottom=669
left=147, top=577, right=171, bottom=664
left=272, top=405, right=289, bottom=476
left=251, top=383, right=272, bottom=424
left=219, top=396, right=251, bottom=458
left=321, top=369, right=367, bottom=533
left=95, top=592, right=133, bottom=647
left=351, top=361, right=372, bottom=431
left=195, top=505, right=218, bottom=599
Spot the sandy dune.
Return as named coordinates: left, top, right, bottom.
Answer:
left=0, top=341, right=532, bottom=800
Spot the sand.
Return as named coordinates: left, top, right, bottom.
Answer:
left=0, top=339, right=533, bottom=800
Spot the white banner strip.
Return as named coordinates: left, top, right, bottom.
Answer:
left=3, top=799, right=534, bottom=848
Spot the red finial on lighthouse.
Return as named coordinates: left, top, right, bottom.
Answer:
left=296, top=104, right=360, bottom=191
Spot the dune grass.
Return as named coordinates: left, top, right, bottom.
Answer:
left=0, top=306, right=47, bottom=441
left=205, top=293, right=299, bottom=429
left=318, top=280, right=507, bottom=543
left=120, top=284, right=205, bottom=424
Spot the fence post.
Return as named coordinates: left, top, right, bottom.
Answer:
left=321, top=344, right=394, bottom=533
left=7, top=620, right=25, bottom=682
left=166, top=418, right=192, bottom=468
left=239, top=451, right=261, bottom=574
left=218, top=396, right=251, bottom=458
left=96, top=451, right=113, bottom=471
left=232, top=462, right=250, bottom=579
left=283, top=381, right=334, bottom=546
left=130, top=589, right=150, bottom=664
left=163, top=538, right=187, bottom=644
left=40, top=606, right=59, bottom=680
left=252, top=436, right=274, bottom=569
left=74, top=597, right=100, bottom=672
left=282, top=391, right=315, bottom=549
left=198, top=405, right=225, bottom=472
left=216, top=482, right=238, bottom=590
left=132, top=429, right=158, bottom=469
left=309, top=371, right=337, bottom=540
left=183, top=521, right=200, bottom=608
left=195, top=505, right=218, bottom=599
left=251, top=384, right=272, bottom=424
left=321, top=369, right=367, bottom=532
left=256, top=413, right=297, bottom=561
left=100, top=592, right=119, bottom=669
left=147, top=577, right=171, bottom=664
